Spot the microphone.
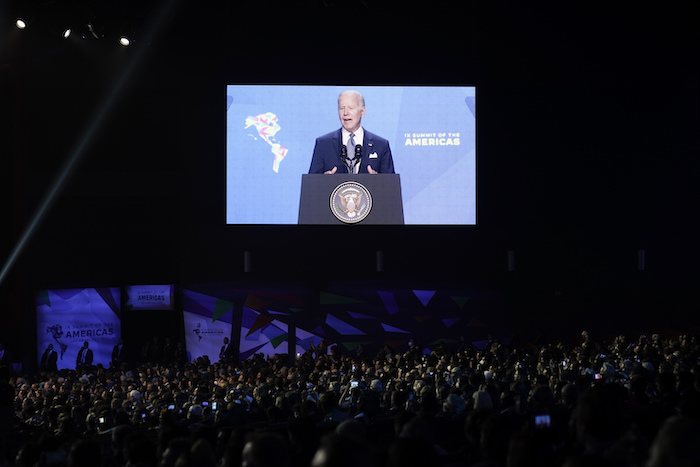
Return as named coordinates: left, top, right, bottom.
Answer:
left=340, top=144, right=362, bottom=173
left=340, top=144, right=353, bottom=173
left=349, top=144, right=362, bottom=173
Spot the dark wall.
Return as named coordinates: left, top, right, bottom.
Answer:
left=1, top=1, right=698, bottom=357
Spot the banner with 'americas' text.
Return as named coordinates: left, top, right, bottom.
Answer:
left=36, top=288, right=121, bottom=370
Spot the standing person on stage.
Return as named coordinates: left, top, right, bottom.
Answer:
left=40, top=343, right=58, bottom=373
left=220, top=337, right=234, bottom=362
left=112, top=338, right=125, bottom=368
left=309, top=90, right=395, bottom=175
left=76, top=341, right=93, bottom=369
left=141, top=336, right=162, bottom=363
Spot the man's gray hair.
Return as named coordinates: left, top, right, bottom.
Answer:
left=339, top=90, right=365, bottom=108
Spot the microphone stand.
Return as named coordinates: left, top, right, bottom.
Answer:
left=340, top=145, right=362, bottom=173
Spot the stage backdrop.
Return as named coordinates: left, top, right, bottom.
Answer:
left=125, top=284, right=175, bottom=310
left=181, top=281, right=504, bottom=360
left=183, top=283, right=326, bottom=360
left=36, top=288, right=121, bottom=370
left=240, top=306, right=325, bottom=360
left=226, top=85, right=476, bottom=225
left=182, top=289, right=233, bottom=363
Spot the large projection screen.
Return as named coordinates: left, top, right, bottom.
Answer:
left=226, top=85, right=476, bottom=225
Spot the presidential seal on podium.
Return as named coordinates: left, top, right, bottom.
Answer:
left=330, top=181, right=373, bottom=224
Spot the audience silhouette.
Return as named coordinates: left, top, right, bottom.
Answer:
left=1, top=330, right=699, bottom=466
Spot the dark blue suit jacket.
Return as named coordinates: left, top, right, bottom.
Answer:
left=308, top=129, right=395, bottom=174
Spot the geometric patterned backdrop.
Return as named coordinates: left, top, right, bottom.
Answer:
left=183, top=281, right=509, bottom=359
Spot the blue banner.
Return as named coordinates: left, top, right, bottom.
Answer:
left=36, top=288, right=121, bottom=370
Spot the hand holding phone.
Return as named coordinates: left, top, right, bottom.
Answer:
left=535, top=414, right=551, bottom=428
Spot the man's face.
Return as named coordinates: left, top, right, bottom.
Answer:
left=338, top=93, right=365, bottom=133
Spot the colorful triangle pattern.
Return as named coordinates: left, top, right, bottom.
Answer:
left=212, top=299, right=233, bottom=322
left=381, top=323, right=412, bottom=334
left=413, top=289, right=436, bottom=307
left=451, top=296, right=470, bottom=308
left=36, top=290, right=51, bottom=308
left=347, top=311, right=377, bottom=320
left=377, top=291, right=400, bottom=314
left=320, top=292, right=365, bottom=305
left=325, top=314, right=367, bottom=335
left=244, top=294, right=270, bottom=312
left=270, top=333, right=288, bottom=349
left=442, top=317, right=461, bottom=328
left=246, top=314, right=274, bottom=337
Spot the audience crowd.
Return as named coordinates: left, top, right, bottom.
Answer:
left=1, top=330, right=700, bottom=467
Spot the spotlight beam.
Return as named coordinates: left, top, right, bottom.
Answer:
left=0, top=0, right=177, bottom=288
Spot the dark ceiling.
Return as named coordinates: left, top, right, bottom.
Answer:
left=1, top=1, right=698, bottom=342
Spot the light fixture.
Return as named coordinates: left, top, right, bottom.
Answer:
left=118, top=22, right=135, bottom=47
left=13, top=5, right=35, bottom=30
left=63, top=28, right=72, bottom=39
left=87, top=21, right=103, bottom=39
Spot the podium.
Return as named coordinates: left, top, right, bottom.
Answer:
left=298, top=174, right=404, bottom=224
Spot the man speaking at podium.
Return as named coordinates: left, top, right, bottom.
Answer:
left=308, top=90, right=395, bottom=175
